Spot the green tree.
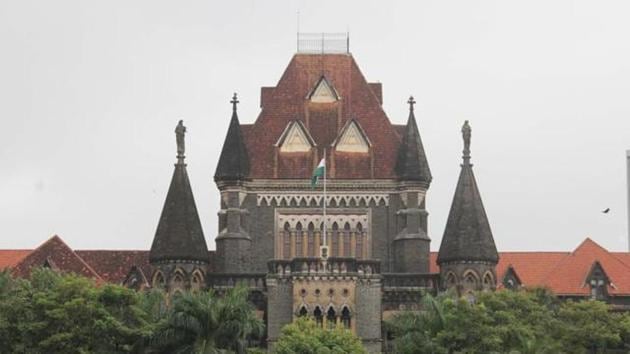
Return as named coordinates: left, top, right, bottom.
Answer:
left=554, top=299, right=624, bottom=354
left=151, top=285, right=264, bottom=354
left=274, top=317, right=366, bottom=354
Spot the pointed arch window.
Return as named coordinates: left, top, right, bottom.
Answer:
left=343, top=223, right=351, bottom=257
left=327, top=307, right=337, bottom=329
left=331, top=223, right=339, bottom=257
left=307, top=222, right=315, bottom=257
left=295, top=222, right=303, bottom=257
left=298, top=305, right=308, bottom=317
left=283, top=222, right=291, bottom=259
left=334, top=120, right=370, bottom=153
left=314, top=306, right=324, bottom=327
left=152, top=271, right=165, bottom=289
left=355, top=223, right=364, bottom=259
left=308, top=76, right=339, bottom=103
left=277, top=121, right=315, bottom=153
left=463, top=271, right=479, bottom=290
left=341, top=306, right=351, bottom=329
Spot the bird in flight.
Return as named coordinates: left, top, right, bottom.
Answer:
left=602, top=208, right=610, bottom=214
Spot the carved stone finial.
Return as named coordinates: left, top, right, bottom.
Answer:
left=230, top=92, right=239, bottom=112
left=407, top=96, right=416, bottom=112
left=462, top=120, right=471, bottom=162
left=175, top=119, right=186, bottom=162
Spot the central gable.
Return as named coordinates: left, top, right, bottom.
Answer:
left=244, top=54, right=404, bottom=179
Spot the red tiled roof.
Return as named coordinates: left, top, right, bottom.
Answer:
left=496, top=252, right=568, bottom=287
left=245, top=54, right=403, bottom=179
left=0, top=250, right=31, bottom=269
left=12, top=235, right=103, bottom=282
left=432, top=239, right=630, bottom=296
left=76, top=250, right=152, bottom=284
left=539, top=238, right=630, bottom=296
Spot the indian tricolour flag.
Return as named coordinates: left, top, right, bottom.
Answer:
left=311, top=158, right=325, bottom=187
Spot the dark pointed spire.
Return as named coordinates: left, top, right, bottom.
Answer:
left=214, top=93, right=250, bottom=182
left=395, top=96, right=432, bottom=184
left=437, top=121, right=498, bottom=264
left=150, top=121, right=209, bottom=264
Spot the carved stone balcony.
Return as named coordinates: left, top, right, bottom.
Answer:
left=267, top=257, right=381, bottom=276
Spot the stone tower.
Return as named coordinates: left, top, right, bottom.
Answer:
left=437, top=121, right=499, bottom=293
left=393, top=96, right=432, bottom=273
left=149, top=121, right=209, bottom=293
left=214, top=94, right=252, bottom=273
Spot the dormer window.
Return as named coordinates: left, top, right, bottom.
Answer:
left=502, top=266, right=522, bottom=290
left=334, top=120, right=370, bottom=153
left=308, top=76, right=339, bottom=103
left=276, top=121, right=315, bottom=153
left=586, top=261, right=609, bottom=300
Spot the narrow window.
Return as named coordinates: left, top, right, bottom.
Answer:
left=295, top=222, right=303, bottom=257
left=331, top=223, right=339, bottom=257
left=314, top=307, right=323, bottom=327
left=327, top=307, right=337, bottom=329
left=343, top=223, right=351, bottom=257
left=283, top=222, right=291, bottom=259
left=307, top=222, right=315, bottom=257
left=341, top=307, right=351, bottom=329
left=356, top=223, right=363, bottom=259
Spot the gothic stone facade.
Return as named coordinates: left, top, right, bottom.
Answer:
left=142, top=53, right=499, bottom=352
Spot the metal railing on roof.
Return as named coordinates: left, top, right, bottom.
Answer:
left=297, top=32, right=350, bottom=54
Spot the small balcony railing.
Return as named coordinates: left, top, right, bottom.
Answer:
left=382, top=273, right=440, bottom=289
left=206, top=273, right=267, bottom=290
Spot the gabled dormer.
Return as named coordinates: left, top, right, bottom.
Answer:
left=307, top=76, right=339, bottom=103
left=333, top=120, right=370, bottom=153
left=585, top=261, right=610, bottom=300
left=502, top=265, right=522, bottom=290
left=276, top=120, right=316, bottom=153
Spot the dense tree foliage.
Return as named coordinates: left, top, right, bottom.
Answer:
left=0, top=269, right=263, bottom=354
left=273, top=317, right=366, bottom=354
left=387, top=288, right=630, bottom=354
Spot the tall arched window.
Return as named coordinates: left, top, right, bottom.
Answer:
left=283, top=222, right=291, bottom=259
left=341, top=306, right=351, bottom=329
left=298, top=305, right=308, bottom=317
left=343, top=223, right=351, bottom=257
left=295, top=222, right=303, bottom=257
left=314, top=306, right=323, bottom=327
left=152, top=271, right=165, bottom=289
left=356, top=223, right=363, bottom=259
left=331, top=223, right=339, bottom=257
left=327, top=307, right=337, bottom=329
left=191, top=270, right=204, bottom=291
left=463, top=271, right=479, bottom=290
left=482, top=272, right=494, bottom=290
left=307, top=222, right=315, bottom=257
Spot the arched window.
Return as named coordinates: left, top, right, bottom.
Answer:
left=356, top=223, right=363, bottom=259
left=314, top=306, right=323, bottom=327
left=331, top=223, right=339, bottom=257
left=152, top=271, right=165, bottom=289
left=298, top=305, right=308, bottom=317
left=327, top=307, right=337, bottom=329
left=463, top=271, right=479, bottom=290
left=295, top=222, right=303, bottom=257
left=307, top=222, right=315, bottom=257
left=343, top=223, right=351, bottom=257
left=341, top=306, right=351, bottom=329
left=283, top=222, right=291, bottom=259
left=482, top=272, right=494, bottom=290
left=446, top=272, right=457, bottom=288
left=191, top=270, right=204, bottom=291
left=171, top=270, right=185, bottom=291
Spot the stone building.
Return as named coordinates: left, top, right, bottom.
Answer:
left=5, top=47, right=630, bottom=353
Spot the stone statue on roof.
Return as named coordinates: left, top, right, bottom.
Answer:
left=462, top=120, right=471, bottom=157
left=175, top=120, right=186, bottom=158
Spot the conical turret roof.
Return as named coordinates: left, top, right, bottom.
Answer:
left=214, top=93, right=249, bottom=181
left=437, top=121, right=498, bottom=264
left=150, top=123, right=209, bottom=264
left=395, top=97, right=432, bottom=183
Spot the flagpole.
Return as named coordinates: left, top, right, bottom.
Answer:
left=322, top=149, right=327, bottom=260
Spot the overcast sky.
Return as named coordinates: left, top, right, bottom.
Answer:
left=1, top=0, right=629, bottom=252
